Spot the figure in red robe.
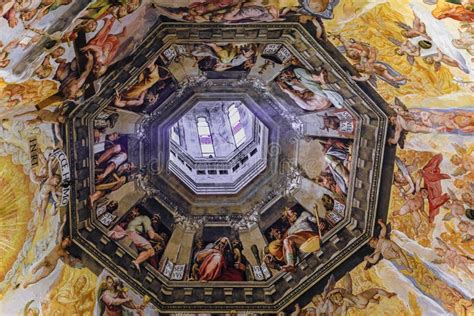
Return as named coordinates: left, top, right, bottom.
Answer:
left=421, top=154, right=450, bottom=223
left=195, top=237, right=245, bottom=281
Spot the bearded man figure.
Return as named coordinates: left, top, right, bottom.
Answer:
left=269, top=208, right=321, bottom=272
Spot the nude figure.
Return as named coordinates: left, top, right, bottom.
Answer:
left=54, top=52, right=94, bottom=100
left=413, top=109, right=474, bottom=134
left=424, top=49, right=465, bottom=71
left=328, top=285, right=396, bottom=311
left=209, top=2, right=293, bottom=22
left=113, top=61, right=170, bottom=108
left=387, top=98, right=434, bottom=147
left=14, top=107, right=66, bottom=125
left=314, top=273, right=396, bottom=315
left=155, top=0, right=241, bottom=22
left=388, top=114, right=434, bottom=146
left=333, top=34, right=406, bottom=86
left=34, top=55, right=53, bottom=79
left=452, top=22, right=474, bottom=58
left=14, top=107, right=65, bottom=148
left=30, top=153, right=63, bottom=219
left=433, top=237, right=474, bottom=278
left=365, top=219, right=413, bottom=272
left=391, top=13, right=464, bottom=71
left=458, top=221, right=474, bottom=242
left=461, top=189, right=474, bottom=208
left=451, top=144, right=474, bottom=176
left=0, top=0, right=18, bottom=27
left=393, top=157, right=421, bottom=194
left=443, top=188, right=467, bottom=220
left=307, top=294, right=331, bottom=315
left=23, top=217, right=79, bottom=288
left=393, top=174, right=428, bottom=229
left=80, top=17, right=126, bottom=78
left=0, top=39, right=19, bottom=68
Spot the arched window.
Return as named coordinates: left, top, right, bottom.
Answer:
left=228, top=104, right=246, bottom=147
left=171, top=123, right=181, bottom=145
left=196, top=117, right=215, bottom=157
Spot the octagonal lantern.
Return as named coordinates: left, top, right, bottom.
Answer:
left=166, top=99, right=269, bottom=195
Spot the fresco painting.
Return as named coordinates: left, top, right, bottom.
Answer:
left=0, top=0, right=472, bottom=315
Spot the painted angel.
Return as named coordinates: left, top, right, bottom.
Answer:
left=393, top=169, right=429, bottom=230
left=0, top=39, right=20, bottom=68
left=450, top=143, right=474, bottom=176
left=30, top=151, right=64, bottom=220
left=433, top=237, right=474, bottom=278
left=452, top=22, right=474, bottom=57
left=461, top=183, right=474, bottom=208
left=443, top=188, right=467, bottom=220
left=14, top=105, right=66, bottom=148
left=412, top=108, right=474, bottom=134
left=308, top=275, right=343, bottom=315
left=393, top=157, right=421, bottom=194
left=53, top=52, right=94, bottom=100
left=332, top=34, right=407, bottom=88
left=207, top=3, right=294, bottom=23
left=458, top=220, right=474, bottom=242
left=390, top=12, right=429, bottom=65
left=23, top=216, right=82, bottom=288
left=410, top=3, right=470, bottom=72
left=364, top=219, right=413, bottom=272
left=315, top=273, right=396, bottom=315
left=390, top=12, right=465, bottom=72
left=387, top=98, right=434, bottom=148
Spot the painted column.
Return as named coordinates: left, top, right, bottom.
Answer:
left=239, top=223, right=267, bottom=266
left=108, top=182, right=145, bottom=219
left=159, top=225, right=196, bottom=270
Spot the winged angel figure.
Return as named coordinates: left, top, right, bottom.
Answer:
left=22, top=216, right=82, bottom=288
left=387, top=98, right=434, bottom=148
left=295, top=273, right=396, bottom=315
left=443, top=187, right=468, bottom=220
left=333, top=34, right=407, bottom=88
left=450, top=143, right=474, bottom=176
left=364, top=219, right=413, bottom=272
left=389, top=5, right=469, bottom=73
left=433, top=237, right=474, bottom=279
